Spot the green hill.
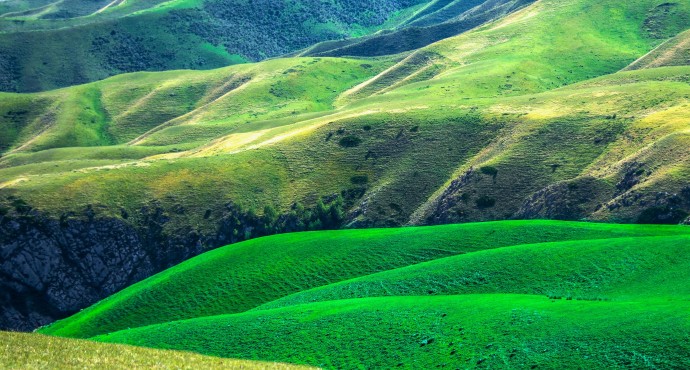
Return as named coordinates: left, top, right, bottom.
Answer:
left=2, top=0, right=689, bottom=224
left=39, top=221, right=690, bottom=339
left=1, top=331, right=312, bottom=369
left=34, top=221, right=690, bottom=369
left=93, top=295, right=690, bottom=369
left=294, top=0, right=534, bottom=58
left=256, top=235, right=690, bottom=310
left=0, top=0, right=435, bottom=92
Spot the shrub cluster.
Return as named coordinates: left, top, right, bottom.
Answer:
left=169, top=0, right=427, bottom=61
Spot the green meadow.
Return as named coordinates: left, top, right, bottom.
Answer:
left=37, top=221, right=690, bottom=368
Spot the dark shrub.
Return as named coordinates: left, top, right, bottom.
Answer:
left=350, top=175, right=369, bottom=185
left=480, top=166, right=498, bottom=177
left=339, top=135, right=362, bottom=147
left=476, top=196, right=496, bottom=209
left=637, top=206, right=688, bottom=224
left=11, top=198, right=31, bottom=214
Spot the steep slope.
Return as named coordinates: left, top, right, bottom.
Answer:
left=1, top=331, right=311, bottom=369
left=0, top=0, right=432, bottom=92
left=38, top=221, right=690, bottom=339
left=0, top=0, right=170, bottom=20
left=295, top=0, right=534, bottom=58
left=0, top=57, right=391, bottom=153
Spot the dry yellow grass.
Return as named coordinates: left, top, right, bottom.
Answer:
left=0, top=331, right=315, bottom=370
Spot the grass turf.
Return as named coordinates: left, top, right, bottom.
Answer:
left=93, top=295, right=690, bottom=369
left=256, top=235, right=690, bottom=310
left=39, top=221, right=690, bottom=339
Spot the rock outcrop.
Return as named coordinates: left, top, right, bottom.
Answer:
left=0, top=212, right=204, bottom=331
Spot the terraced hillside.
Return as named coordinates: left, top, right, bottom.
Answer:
left=0, top=331, right=312, bottom=369
left=2, top=0, right=690, bottom=332
left=39, top=221, right=690, bottom=368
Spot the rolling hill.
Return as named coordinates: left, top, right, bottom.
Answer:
left=0, top=0, right=532, bottom=92
left=294, top=0, right=535, bottom=58
left=2, top=0, right=690, bottom=333
left=39, top=220, right=690, bottom=339
left=93, top=296, right=690, bottom=369
left=0, top=0, right=436, bottom=92
left=35, top=221, right=690, bottom=369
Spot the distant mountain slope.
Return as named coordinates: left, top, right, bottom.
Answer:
left=296, top=0, right=534, bottom=57
left=0, top=0, right=169, bottom=20
left=0, top=0, right=432, bottom=92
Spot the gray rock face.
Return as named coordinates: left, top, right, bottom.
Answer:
left=0, top=213, right=201, bottom=332
left=0, top=200, right=323, bottom=331
left=514, top=177, right=614, bottom=221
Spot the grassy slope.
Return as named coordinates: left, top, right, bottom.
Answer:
left=626, top=28, right=690, bottom=70
left=0, top=331, right=312, bottom=369
left=0, top=0, right=431, bottom=92
left=2, top=0, right=690, bottom=228
left=76, top=223, right=690, bottom=369
left=0, top=57, right=391, bottom=153
left=256, top=235, right=690, bottom=310
left=92, top=295, right=690, bottom=369
left=0, top=0, right=173, bottom=21
left=39, top=221, right=690, bottom=339
left=296, top=0, right=532, bottom=58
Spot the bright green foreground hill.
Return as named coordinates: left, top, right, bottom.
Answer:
left=94, top=296, right=690, bottom=369
left=36, top=220, right=690, bottom=369
left=40, top=221, right=690, bottom=332
left=1, top=331, right=312, bottom=369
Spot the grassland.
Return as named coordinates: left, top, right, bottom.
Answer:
left=626, top=28, right=690, bottom=70
left=40, top=221, right=690, bottom=337
left=0, top=0, right=435, bottom=92
left=94, top=296, right=690, bottom=369
left=35, top=220, right=690, bottom=369
left=0, top=331, right=312, bottom=369
left=2, top=0, right=689, bottom=230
